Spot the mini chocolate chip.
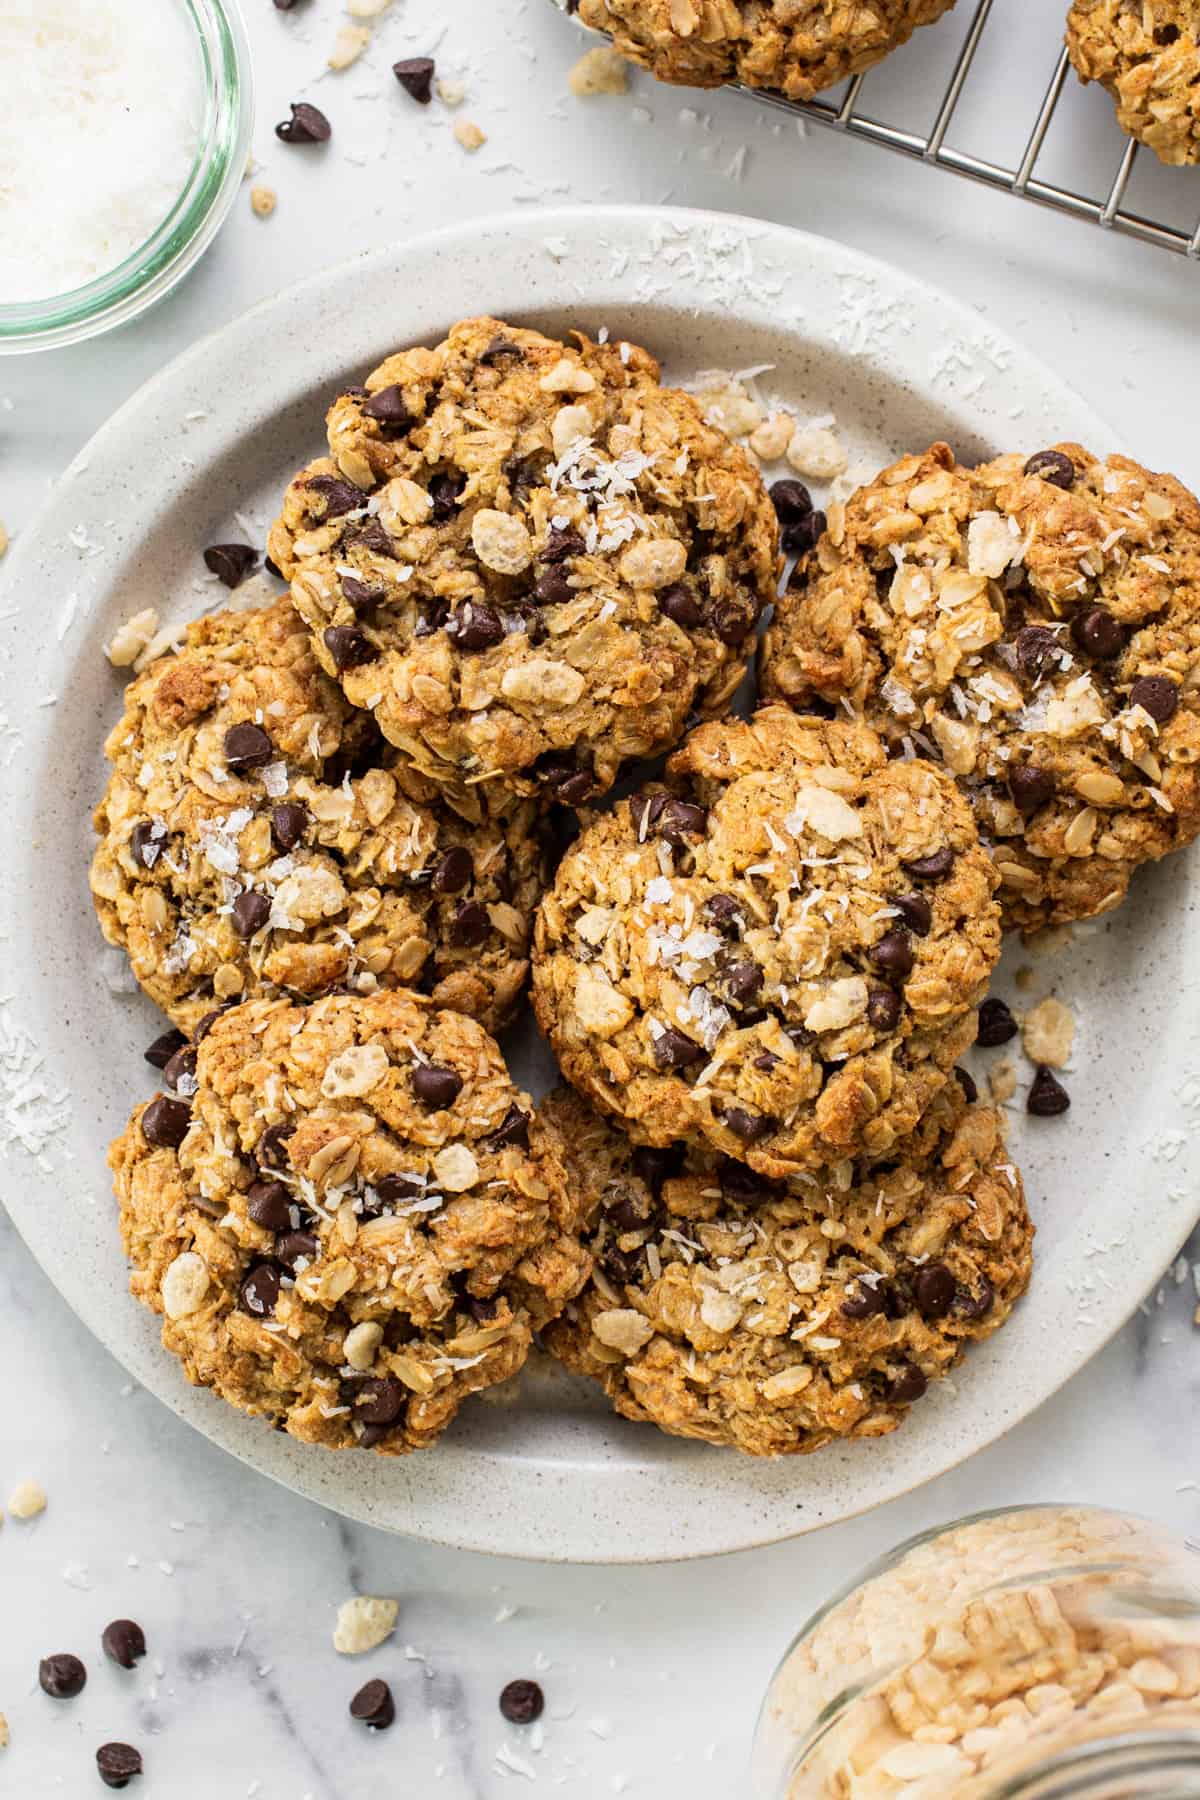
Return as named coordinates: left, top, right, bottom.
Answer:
left=346, top=517, right=397, bottom=559
left=162, top=1045, right=197, bottom=1093
left=374, top=1172, right=423, bottom=1205
left=955, top=1065, right=979, bottom=1102
left=602, top=1245, right=642, bottom=1286
left=1008, top=764, right=1056, bottom=816
left=954, top=1276, right=995, bottom=1321
left=96, top=1743, right=142, bottom=1789
left=722, top=959, right=762, bottom=1005
left=867, top=986, right=901, bottom=1032
left=548, top=767, right=593, bottom=807
left=647, top=581, right=701, bottom=634
left=721, top=1106, right=772, bottom=1144
left=449, top=900, right=490, bottom=947
left=841, top=1279, right=886, bottom=1320
left=141, top=1095, right=191, bottom=1150
left=541, top=526, right=586, bottom=563
left=913, top=1262, right=956, bottom=1320
left=393, top=55, right=435, bottom=102
left=308, top=473, right=362, bottom=518
left=630, top=792, right=667, bottom=836
left=768, top=479, right=813, bottom=524
left=276, top=101, right=331, bottom=143
left=892, top=893, right=931, bottom=936
left=446, top=602, right=503, bottom=652
left=753, top=1051, right=780, bottom=1072
left=1028, top=1065, right=1070, bottom=1116
left=232, top=889, right=271, bottom=939
left=144, top=1028, right=187, bottom=1071
left=653, top=1027, right=704, bottom=1070
left=429, top=472, right=466, bottom=520
left=350, top=1678, right=396, bottom=1729
left=39, top=1653, right=87, bottom=1698
left=257, top=1121, right=296, bottom=1168
left=223, top=722, right=273, bottom=770
left=1154, top=21, right=1181, bottom=43
left=718, top=1158, right=773, bottom=1204
left=901, top=847, right=954, bottom=882
left=203, top=543, right=257, bottom=589
left=977, top=997, right=1018, bottom=1047
left=630, top=1145, right=680, bottom=1193
left=1129, top=675, right=1179, bottom=724
left=246, top=1180, right=292, bottom=1232
left=342, top=575, right=385, bottom=612
left=534, top=565, right=574, bottom=605
left=1023, top=449, right=1075, bottom=489
left=657, top=798, right=708, bottom=845
left=499, top=1679, right=545, bottom=1725
left=1014, top=625, right=1060, bottom=681
left=431, top=846, right=473, bottom=894
left=710, top=599, right=754, bottom=646
left=270, top=803, right=309, bottom=852
left=130, top=821, right=164, bottom=868
left=870, top=930, right=913, bottom=977
left=324, top=625, right=379, bottom=670
left=362, top=384, right=412, bottom=429
left=412, top=1063, right=463, bottom=1109
left=703, top=894, right=743, bottom=931
left=101, top=1621, right=146, bottom=1670
left=885, top=1363, right=927, bottom=1404
left=782, top=510, right=825, bottom=556
left=356, top=1376, right=405, bottom=1425
left=239, top=1262, right=281, bottom=1316
left=1072, top=605, right=1124, bottom=660
left=485, top=1105, right=531, bottom=1152
left=480, top=336, right=522, bottom=366
left=276, top=1230, right=318, bottom=1270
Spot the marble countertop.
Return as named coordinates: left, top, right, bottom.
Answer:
left=3, top=0, right=1200, bottom=1794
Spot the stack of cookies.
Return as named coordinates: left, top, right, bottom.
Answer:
left=91, top=314, right=1200, bottom=1462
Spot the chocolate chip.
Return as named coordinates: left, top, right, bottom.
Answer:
left=717, top=1158, right=771, bottom=1204
left=1072, top=605, right=1124, bottom=660
left=954, top=1276, right=994, bottom=1321
left=703, top=894, right=743, bottom=932
left=710, top=598, right=755, bottom=646
left=324, top=625, right=379, bottom=670
left=141, top=1095, right=191, bottom=1150
left=162, top=1045, right=197, bottom=1093
left=429, top=472, right=466, bottom=521
left=270, top=802, right=309, bottom=852
left=101, top=1620, right=146, bottom=1670
left=362, top=385, right=412, bottom=430
left=485, top=1105, right=531, bottom=1152
left=412, top=1063, right=463, bottom=1109
left=39, top=1653, right=87, bottom=1698
left=342, top=575, right=385, bottom=612
left=891, top=893, right=931, bottom=936
left=350, top=1678, right=396, bottom=1729
left=449, top=900, right=489, bottom=947
left=374, top=1172, right=423, bottom=1206
left=870, top=930, right=913, bottom=977
left=954, top=1065, right=979, bottom=1103
left=658, top=584, right=702, bottom=628
left=499, top=1679, right=545, bottom=1725
left=1129, top=675, right=1179, bottom=724
left=246, top=1179, right=292, bottom=1232
left=841, top=1279, right=885, bottom=1320
left=1023, top=449, right=1075, bottom=489
left=721, top=959, right=762, bottom=1006
left=1028, top=1065, right=1070, bottom=1116
left=431, top=846, right=473, bottom=894
left=308, top=473, right=362, bottom=518
left=257, top=1121, right=296, bottom=1168
left=239, top=1262, right=281, bottom=1316
left=976, top=997, right=1017, bottom=1047
left=867, top=986, right=901, bottom=1032
left=276, top=101, right=331, bottom=143
left=264, top=554, right=284, bottom=581
left=346, top=517, right=397, bottom=559
left=534, top=565, right=573, bottom=605
left=657, top=798, right=708, bottom=845
left=355, top=1376, right=405, bottom=1425
left=721, top=1107, right=772, bottom=1144
left=630, top=792, right=667, bottom=836
left=96, top=1743, right=142, bottom=1789
left=1014, top=625, right=1060, bottom=681
left=885, top=1363, right=927, bottom=1404
left=276, top=1230, right=318, bottom=1270
left=901, top=847, right=954, bottom=882
left=781, top=510, right=826, bottom=556
left=480, top=336, right=522, bottom=366
left=203, top=543, right=257, bottom=589
left=652, top=1027, right=704, bottom=1070
left=130, top=821, right=164, bottom=868
left=193, top=1007, right=227, bottom=1043
left=232, top=889, right=271, bottom=939
left=630, top=1145, right=680, bottom=1193
left=913, top=1262, right=956, bottom=1320
left=1008, top=764, right=1056, bottom=816
left=393, top=55, right=435, bottom=102
left=1155, top=21, right=1181, bottom=44
left=144, top=1028, right=187, bottom=1071
left=541, top=526, right=585, bottom=562
left=223, top=722, right=273, bottom=770
left=446, top=603, right=503, bottom=652
left=768, top=479, right=813, bottom=524
left=602, top=1245, right=642, bottom=1286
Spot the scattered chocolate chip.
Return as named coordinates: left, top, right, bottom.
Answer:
left=246, top=1179, right=292, bottom=1232
left=901, top=847, right=954, bottom=882
left=431, top=846, right=473, bottom=894
left=39, top=1653, right=87, bottom=1698
left=270, top=802, right=309, bottom=852
left=1023, top=449, right=1075, bottom=489
left=867, top=986, right=901, bottom=1032
left=768, top=479, right=813, bottom=524
left=362, top=385, right=412, bottom=431
left=350, top=1677, right=396, bottom=1729
left=129, top=821, right=164, bottom=868
left=631, top=1145, right=680, bottom=1192
left=96, top=1743, right=142, bottom=1789
left=703, top=894, right=743, bottom=932
left=652, top=1027, right=704, bottom=1070
left=885, top=1363, right=927, bottom=1405
left=533, top=565, right=574, bottom=605
left=781, top=510, right=826, bottom=556
left=722, top=959, right=762, bottom=1005
left=257, top=1120, right=296, bottom=1168
left=710, top=598, right=755, bottom=646
left=657, top=798, right=708, bottom=845
left=429, top=472, right=466, bottom=521
left=1008, top=764, right=1056, bottom=816
left=446, top=602, right=503, bottom=652
left=870, top=930, right=913, bottom=978
left=954, top=1065, right=979, bottom=1103
left=162, top=1045, right=197, bottom=1093
left=1028, top=1065, right=1070, bottom=1116
left=658, top=584, right=702, bottom=628
left=412, top=1063, right=463, bottom=1109
left=144, top=1028, right=187, bottom=1071
left=841, top=1279, right=886, bottom=1320
left=203, top=543, right=257, bottom=589
left=536, top=754, right=593, bottom=806
left=232, top=889, right=271, bottom=939
left=499, top=1679, right=545, bottom=1725
left=342, top=575, right=385, bottom=612
left=101, top=1621, right=146, bottom=1670
left=891, top=893, right=931, bottom=936
left=1129, top=675, right=1179, bottom=724
left=449, top=900, right=489, bottom=948
left=324, top=625, right=379, bottom=670
left=480, top=336, right=522, bottom=366
left=141, top=1095, right=191, bottom=1150
left=976, top=997, right=1017, bottom=1047
left=356, top=1375, right=405, bottom=1425
left=913, top=1262, right=956, bottom=1320
left=392, top=55, right=435, bottom=102
left=239, top=1262, right=281, bottom=1317
left=276, top=1230, right=318, bottom=1270
left=1072, top=605, right=1124, bottom=660
left=308, top=473, right=363, bottom=518
left=223, top=721, right=273, bottom=770
left=721, top=1107, right=772, bottom=1144
left=541, top=527, right=585, bottom=563
left=485, top=1105, right=531, bottom=1152
left=954, top=1276, right=995, bottom=1321
left=276, top=101, right=331, bottom=144
left=1014, top=625, right=1060, bottom=681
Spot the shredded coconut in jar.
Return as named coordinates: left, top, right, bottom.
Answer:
left=0, top=0, right=204, bottom=303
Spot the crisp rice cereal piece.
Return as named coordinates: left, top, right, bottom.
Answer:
left=568, top=46, right=629, bottom=95
left=1021, top=997, right=1074, bottom=1070
left=7, top=1479, right=46, bottom=1519
left=453, top=119, right=486, bottom=152
left=333, top=1595, right=398, bottom=1654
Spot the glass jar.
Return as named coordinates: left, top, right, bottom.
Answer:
left=754, top=1506, right=1200, bottom=1798
left=0, top=0, right=252, bottom=355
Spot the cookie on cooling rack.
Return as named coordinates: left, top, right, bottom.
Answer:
left=90, top=599, right=545, bottom=1037
left=532, top=707, right=1001, bottom=1179
left=539, top=1084, right=1032, bottom=1457
left=1067, top=0, right=1200, bottom=166
left=267, top=316, right=779, bottom=808
left=110, top=992, right=590, bottom=1453
left=759, top=440, right=1200, bottom=932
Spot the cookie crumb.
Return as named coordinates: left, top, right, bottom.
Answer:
left=987, top=1057, right=1017, bottom=1105
left=568, top=46, right=628, bottom=96
left=105, top=607, right=160, bottom=669
left=328, top=24, right=370, bottom=70
left=453, top=119, right=486, bottom=153
left=333, top=1595, right=398, bottom=1655
left=1021, top=996, right=1074, bottom=1069
left=8, top=1479, right=47, bottom=1519
left=249, top=185, right=276, bottom=218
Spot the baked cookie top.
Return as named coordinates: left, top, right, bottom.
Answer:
left=110, top=992, right=590, bottom=1454
left=760, top=442, right=1200, bottom=932
left=267, top=316, right=778, bottom=807
left=532, top=708, right=1000, bottom=1178
left=540, top=1084, right=1032, bottom=1458
left=90, top=599, right=545, bottom=1036
left=576, top=0, right=957, bottom=101
left=1067, top=0, right=1200, bottom=166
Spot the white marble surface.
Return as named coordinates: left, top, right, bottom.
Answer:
left=3, top=0, right=1200, bottom=1793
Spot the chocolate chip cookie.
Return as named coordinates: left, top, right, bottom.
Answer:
left=540, top=1083, right=1032, bottom=1457
left=90, top=599, right=545, bottom=1036
left=760, top=442, right=1200, bottom=932
left=1067, top=1, right=1200, bottom=165
left=110, top=992, right=590, bottom=1453
left=267, top=316, right=779, bottom=808
left=576, top=0, right=957, bottom=101
left=532, top=707, right=1000, bottom=1178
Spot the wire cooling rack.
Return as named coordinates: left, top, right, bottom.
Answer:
left=553, top=0, right=1200, bottom=260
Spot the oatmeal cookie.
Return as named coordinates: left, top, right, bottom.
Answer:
left=576, top=0, right=957, bottom=101
left=110, top=992, right=589, bottom=1453
left=90, top=599, right=545, bottom=1036
left=1067, top=1, right=1200, bottom=166
left=267, top=316, right=779, bottom=807
left=540, top=1084, right=1032, bottom=1457
left=532, top=707, right=1001, bottom=1178
left=760, top=442, right=1200, bottom=932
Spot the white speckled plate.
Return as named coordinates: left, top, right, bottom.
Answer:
left=3, top=207, right=1198, bottom=1563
